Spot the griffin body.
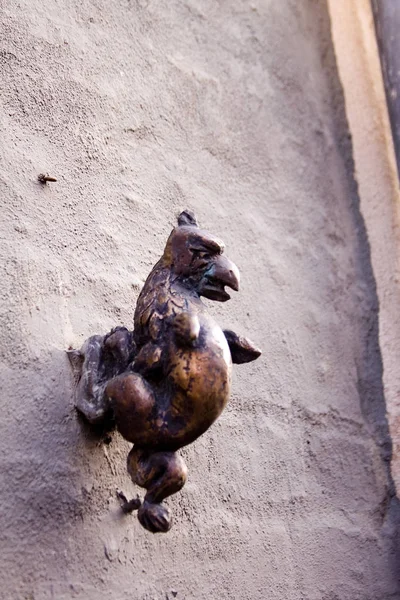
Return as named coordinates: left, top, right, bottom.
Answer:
left=70, top=211, right=261, bottom=533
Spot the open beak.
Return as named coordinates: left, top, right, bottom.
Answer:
left=199, top=255, right=240, bottom=302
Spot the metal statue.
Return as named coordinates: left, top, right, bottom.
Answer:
left=68, top=210, right=261, bottom=533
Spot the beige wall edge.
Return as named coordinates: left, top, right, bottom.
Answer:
left=328, top=0, right=400, bottom=492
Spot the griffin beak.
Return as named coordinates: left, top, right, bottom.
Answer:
left=199, top=255, right=240, bottom=302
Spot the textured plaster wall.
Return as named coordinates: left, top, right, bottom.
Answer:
left=1, top=1, right=399, bottom=599
left=328, top=0, right=400, bottom=500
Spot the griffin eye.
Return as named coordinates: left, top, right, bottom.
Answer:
left=198, top=251, right=211, bottom=260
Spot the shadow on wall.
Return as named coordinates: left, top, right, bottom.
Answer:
left=1, top=350, right=123, bottom=567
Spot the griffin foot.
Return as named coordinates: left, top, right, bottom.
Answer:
left=138, top=501, right=172, bottom=533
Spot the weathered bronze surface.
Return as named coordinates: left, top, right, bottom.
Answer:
left=68, top=210, right=261, bottom=533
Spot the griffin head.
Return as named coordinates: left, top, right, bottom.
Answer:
left=162, top=210, right=240, bottom=302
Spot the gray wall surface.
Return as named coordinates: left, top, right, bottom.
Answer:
left=1, top=1, right=399, bottom=599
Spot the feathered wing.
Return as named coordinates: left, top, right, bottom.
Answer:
left=133, top=263, right=185, bottom=347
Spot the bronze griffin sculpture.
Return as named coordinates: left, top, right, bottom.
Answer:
left=69, top=211, right=261, bottom=533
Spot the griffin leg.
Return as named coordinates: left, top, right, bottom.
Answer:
left=172, top=312, right=200, bottom=347
left=105, top=373, right=157, bottom=444
left=127, top=447, right=188, bottom=533
left=223, top=329, right=262, bottom=364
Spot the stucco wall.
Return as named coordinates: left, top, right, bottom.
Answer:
left=328, top=0, right=400, bottom=503
left=1, top=1, right=399, bottom=599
